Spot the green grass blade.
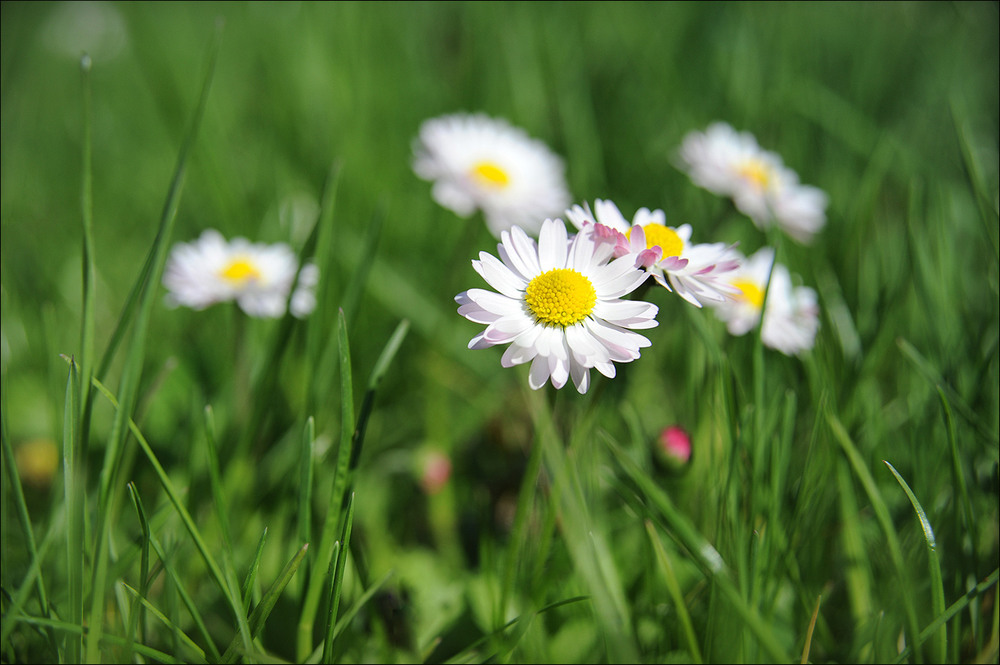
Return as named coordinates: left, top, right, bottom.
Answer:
left=203, top=405, right=233, bottom=553
left=299, top=418, right=315, bottom=567
left=646, top=520, right=704, bottom=664
left=221, top=542, right=310, bottom=664
left=341, top=203, right=386, bottom=327
left=121, top=583, right=208, bottom=663
left=603, top=432, right=793, bottom=664
left=94, top=19, right=224, bottom=384
left=125, top=482, right=152, bottom=650
left=62, top=361, right=85, bottom=662
left=298, top=310, right=355, bottom=661
left=89, top=373, right=247, bottom=650
left=0, top=498, right=58, bottom=651
left=147, top=537, right=222, bottom=662
left=242, top=528, right=269, bottom=612
left=322, top=493, right=355, bottom=664
left=13, top=615, right=188, bottom=664
left=0, top=383, right=50, bottom=621
left=897, top=338, right=998, bottom=443
left=884, top=460, right=947, bottom=663
left=893, top=569, right=1000, bottom=664
left=77, top=52, right=96, bottom=482
left=938, top=387, right=979, bottom=566
left=827, top=410, right=924, bottom=663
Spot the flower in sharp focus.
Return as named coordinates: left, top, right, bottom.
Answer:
left=707, top=247, right=820, bottom=356
left=676, top=122, right=828, bottom=243
left=163, top=229, right=318, bottom=319
left=565, top=199, right=741, bottom=308
left=413, top=112, right=571, bottom=238
left=455, top=217, right=659, bottom=394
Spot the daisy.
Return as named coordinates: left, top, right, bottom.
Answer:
left=707, top=247, right=819, bottom=356
left=676, top=122, right=828, bottom=243
left=163, top=229, right=318, bottom=319
left=455, top=217, right=658, bottom=394
left=565, top=199, right=741, bottom=308
left=413, top=112, right=571, bottom=237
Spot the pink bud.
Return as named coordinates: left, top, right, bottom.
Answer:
left=420, top=450, right=452, bottom=495
left=658, top=426, right=691, bottom=466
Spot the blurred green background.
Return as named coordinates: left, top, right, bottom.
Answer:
left=1, top=2, right=998, bottom=663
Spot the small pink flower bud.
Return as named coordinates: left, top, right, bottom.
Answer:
left=657, top=426, right=691, bottom=468
left=420, top=450, right=452, bottom=495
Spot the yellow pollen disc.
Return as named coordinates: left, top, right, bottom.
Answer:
left=737, top=159, right=773, bottom=189
left=220, top=257, right=262, bottom=284
left=732, top=278, right=765, bottom=309
left=470, top=161, right=510, bottom=188
left=627, top=223, right=684, bottom=258
left=524, top=268, right=597, bottom=327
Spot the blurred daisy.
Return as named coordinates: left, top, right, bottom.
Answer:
left=708, top=247, right=819, bottom=356
left=455, top=218, right=658, bottom=393
left=676, top=122, right=828, bottom=243
left=565, top=199, right=741, bottom=308
left=164, top=229, right=318, bottom=318
left=413, top=112, right=571, bottom=238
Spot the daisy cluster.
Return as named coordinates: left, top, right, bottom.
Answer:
left=414, top=113, right=824, bottom=393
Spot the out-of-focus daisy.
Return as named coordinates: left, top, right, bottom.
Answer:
left=413, top=112, right=571, bottom=238
left=455, top=218, right=658, bottom=393
left=565, top=199, right=741, bottom=308
left=163, top=229, right=318, bottom=319
left=656, top=425, right=692, bottom=470
left=676, top=122, right=828, bottom=243
left=708, top=247, right=819, bottom=356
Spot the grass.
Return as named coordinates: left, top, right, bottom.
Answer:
left=1, top=2, right=998, bottom=663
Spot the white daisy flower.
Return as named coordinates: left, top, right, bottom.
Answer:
left=163, top=229, right=318, bottom=319
left=708, top=247, right=819, bottom=356
left=676, top=122, right=828, bottom=243
left=565, top=199, right=741, bottom=308
left=413, top=112, right=572, bottom=238
left=455, top=217, right=658, bottom=394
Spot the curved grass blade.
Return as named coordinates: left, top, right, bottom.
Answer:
left=801, top=594, right=822, bottom=664
left=322, top=493, right=355, bottom=664
left=603, top=432, right=793, bottom=664
left=242, top=528, right=269, bottom=612
left=89, top=372, right=248, bottom=658
left=125, top=483, right=152, bottom=650
left=885, top=461, right=946, bottom=663
left=827, top=411, right=923, bottom=663
left=646, top=520, right=703, bottom=664
left=203, top=405, right=233, bottom=553
left=13, top=615, right=187, bottom=664
left=893, top=569, right=999, bottom=664
left=221, top=543, right=310, bottom=664
left=120, top=583, right=208, bottom=663
left=298, top=310, right=354, bottom=661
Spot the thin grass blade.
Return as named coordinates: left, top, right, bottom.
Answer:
left=885, top=460, right=947, bottom=663
left=322, top=493, right=355, bottom=663
left=646, top=520, right=703, bottom=664
left=242, top=528, right=269, bottom=612
left=221, top=543, right=310, bottom=664
left=121, top=583, right=208, bottom=663
left=827, top=410, right=924, bottom=663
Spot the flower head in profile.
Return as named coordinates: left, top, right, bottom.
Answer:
left=456, top=218, right=658, bottom=393
left=164, top=229, right=318, bottom=319
left=413, top=112, right=571, bottom=238
left=707, top=247, right=819, bottom=356
left=565, top=199, right=741, bottom=308
left=676, top=122, right=828, bottom=243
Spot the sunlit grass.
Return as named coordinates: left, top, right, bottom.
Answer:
left=2, top=2, right=998, bottom=663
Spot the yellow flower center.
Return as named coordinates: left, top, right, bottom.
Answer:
left=628, top=223, right=684, bottom=258
left=737, top=159, right=773, bottom=190
left=220, top=257, right=262, bottom=284
left=732, top=278, right=764, bottom=309
left=470, top=161, right=510, bottom=188
left=524, top=268, right=597, bottom=327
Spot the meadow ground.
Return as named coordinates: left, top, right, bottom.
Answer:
left=1, top=2, right=998, bottom=663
